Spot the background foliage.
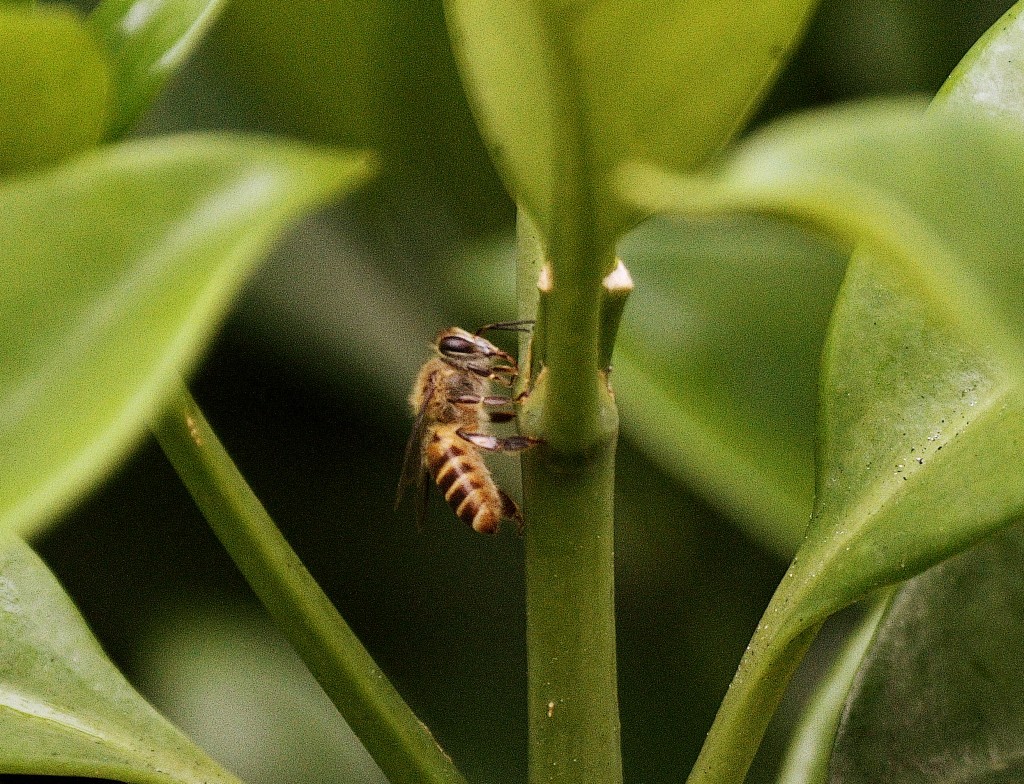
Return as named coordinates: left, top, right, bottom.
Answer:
left=18, top=2, right=1020, bottom=783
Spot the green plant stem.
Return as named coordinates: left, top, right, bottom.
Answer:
left=685, top=609, right=821, bottom=784
left=522, top=438, right=621, bottom=784
left=776, top=589, right=893, bottom=784
left=517, top=207, right=624, bottom=784
left=151, top=380, right=467, bottom=784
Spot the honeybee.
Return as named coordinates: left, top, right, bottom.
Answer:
left=395, top=323, right=538, bottom=534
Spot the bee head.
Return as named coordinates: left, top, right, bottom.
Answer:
left=435, top=326, right=516, bottom=377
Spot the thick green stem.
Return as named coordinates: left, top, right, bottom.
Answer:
left=522, top=435, right=621, bottom=784
left=517, top=206, right=625, bottom=783
left=151, top=381, right=467, bottom=784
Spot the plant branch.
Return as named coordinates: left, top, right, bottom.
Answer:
left=517, top=207, right=628, bottom=784
left=685, top=597, right=821, bottom=784
left=151, top=380, right=467, bottom=784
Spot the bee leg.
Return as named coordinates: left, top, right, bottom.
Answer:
left=450, top=394, right=513, bottom=406
left=498, top=489, right=525, bottom=534
left=475, top=320, right=535, bottom=336
left=456, top=430, right=541, bottom=452
left=489, top=366, right=518, bottom=385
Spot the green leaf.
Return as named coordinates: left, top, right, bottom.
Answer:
left=138, top=606, right=388, bottom=784
left=89, top=0, right=229, bottom=138
left=0, top=534, right=242, bottom=784
left=828, top=524, right=1024, bottom=783
left=627, top=100, right=1024, bottom=649
left=626, top=7, right=1024, bottom=781
left=0, top=135, right=371, bottom=540
left=0, top=6, right=109, bottom=175
left=615, top=216, right=846, bottom=555
left=936, top=0, right=1024, bottom=121
left=207, top=0, right=400, bottom=150
left=803, top=11, right=1024, bottom=780
left=624, top=102, right=1024, bottom=784
left=444, top=0, right=820, bottom=246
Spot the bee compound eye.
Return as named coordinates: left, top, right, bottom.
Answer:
left=438, top=335, right=476, bottom=355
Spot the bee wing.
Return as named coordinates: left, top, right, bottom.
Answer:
left=395, top=377, right=434, bottom=528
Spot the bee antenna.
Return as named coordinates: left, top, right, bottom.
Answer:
left=475, top=320, right=536, bottom=335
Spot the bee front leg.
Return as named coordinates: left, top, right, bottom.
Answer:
left=456, top=429, right=541, bottom=452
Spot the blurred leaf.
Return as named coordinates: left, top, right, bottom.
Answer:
left=775, top=595, right=890, bottom=784
left=0, top=5, right=108, bottom=175
left=828, top=523, right=1024, bottom=783
left=625, top=102, right=1024, bottom=783
left=207, top=0, right=399, bottom=149
left=89, top=0, right=229, bottom=138
left=138, top=606, right=387, bottom=784
left=0, top=534, right=241, bottom=784
left=609, top=2, right=1024, bottom=558
left=444, top=0, right=821, bottom=246
left=0, top=135, right=370, bottom=540
left=615, top=216, right=846, bottom=555
left=626, top=101, right=1024, bottom=640
left=776, top=9, right=1024, bottom=780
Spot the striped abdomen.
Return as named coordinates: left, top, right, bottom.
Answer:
left=426, top=427, right=508, bottom=534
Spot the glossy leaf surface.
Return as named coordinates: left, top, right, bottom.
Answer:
left=615, top=217, right=846, bottom=554
left=829, top=524, right=1024, bottom=783
left=0, top=136, right=370, bottom=539
left=89, top=0, right=229, bottom=138
left=445, top=0, right=820, bottom=245
left=0, top=6, right=108, bottom=175
left=0, top=534, right=241, bottom=784
left=633, top=6, right=1024, bottom=780
left=625, top=103, right=1024, bottom=784
left=626, top=101, right=1024, bottom=642
left=778, top=9, right=1024, bottom=780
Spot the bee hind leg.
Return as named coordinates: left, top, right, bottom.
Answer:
left=499, top=489, right=525, bottom=535
left=456, top=430, right=541, bottom=452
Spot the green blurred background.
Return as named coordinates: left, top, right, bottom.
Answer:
left=23, top=1, right=1016, bottom=783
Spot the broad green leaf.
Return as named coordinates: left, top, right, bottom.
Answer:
left=0, top=534, right=242, bottom=784
left=828, top=524, right=1024, bottom=783
left=0, top=6, right=109, bottom=175
left=444, top=0, right=820, bottom=247
left=89, top=0, right=229, bottom=138
left=138, top=606, right=387, bottom=784
left=0, top=135, right=370, bottom=539
left=615, top=216, right=846, bottom=555
left=798, top=10, right=1024, bottom=779
left=626, top=101, right=1024, bottom=647
left=208, top=0, right=399, bottom=150
left=624, top=103, right=1024, bottom=784
left=936, top=0, right=1024, bottom=121
left=627, top=8, right=1024, bottom=782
